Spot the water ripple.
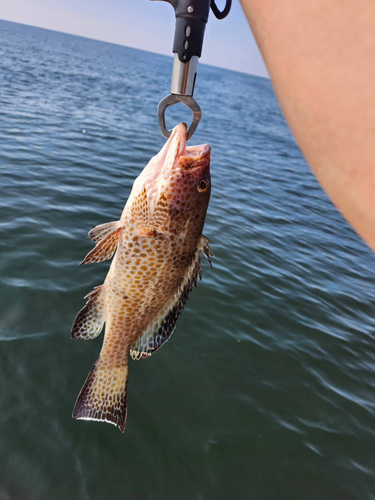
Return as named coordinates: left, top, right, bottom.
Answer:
left=2, top=19, right=375, bottom=500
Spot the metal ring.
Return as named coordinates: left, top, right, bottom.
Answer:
left=157, top=94, right=201, bottom=140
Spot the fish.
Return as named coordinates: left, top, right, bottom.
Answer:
left=71, top=122, right=213, bottom=432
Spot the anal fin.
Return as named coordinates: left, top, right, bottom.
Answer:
left=71, top=285, right=106, bottom=340
left=130, top=246, right=203, bottom=360
left=130, top=235, right=214, bottom=360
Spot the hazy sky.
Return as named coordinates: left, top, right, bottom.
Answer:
left=1, top=0, right=268, bottom=77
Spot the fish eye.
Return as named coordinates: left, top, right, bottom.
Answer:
left=197, top=179, right=209, bottom=193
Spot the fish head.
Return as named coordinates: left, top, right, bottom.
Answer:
left=128, top=123, right=211, bottom=241
left=160, top=122, right=211, bottom=238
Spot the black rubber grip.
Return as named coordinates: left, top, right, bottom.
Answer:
left=155, top=0, right=211, bottom=62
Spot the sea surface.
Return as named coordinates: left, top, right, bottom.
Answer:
left=1, top=19, right=375, bottom=500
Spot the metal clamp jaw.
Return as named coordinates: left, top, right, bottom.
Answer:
left=158, top=54, right=201, bottom=140
left=153, top=0, right=231, bottom=140
left=158, top=93, right=201, bottom=141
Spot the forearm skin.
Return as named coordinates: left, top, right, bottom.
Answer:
left=241, top=0, right=375, bottom=250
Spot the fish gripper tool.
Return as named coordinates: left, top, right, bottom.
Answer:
left=153, top=0, right=232, bottom=140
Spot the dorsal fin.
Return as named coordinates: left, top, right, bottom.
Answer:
left=80, top=227, right=122, bottom=265
left=88, top=221, right=120, bottom=243
left=130, top=235, right=213, bottom=360
left=71, top=285, right=106, bottom=340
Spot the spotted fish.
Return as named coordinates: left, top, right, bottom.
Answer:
left=71, top=122, right=213, bottom=432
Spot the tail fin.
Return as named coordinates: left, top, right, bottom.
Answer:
left=72, top=359, right=129, bottom=432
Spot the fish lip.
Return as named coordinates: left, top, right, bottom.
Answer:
left=179, top=144, right=211, bottom=170
left=169, top=123, right=211, bottom=160
left=158, top=122, right=187, bottom=179
left=185, top=144, right=211, bottom=159
left=162, top=123, right=210, bottom=173
left=168, top=122, right=188, bottom=158
left=171, top=122, right=187, bottom=153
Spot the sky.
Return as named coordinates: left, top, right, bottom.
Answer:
left=0, top=0, right=268, bottom=77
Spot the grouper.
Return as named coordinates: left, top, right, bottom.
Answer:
left=71, top=122, right=213, bottom=432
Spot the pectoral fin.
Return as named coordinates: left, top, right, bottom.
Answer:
left=199, top=235, right=214, bottom=268
left=132, top=188, right=172, bottom=237
left=71, top=285, right=106, bottom=340
left=131, top=187, right=150, bottom=234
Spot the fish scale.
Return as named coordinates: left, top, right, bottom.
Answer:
left=71, top=123, right=213, bottom=432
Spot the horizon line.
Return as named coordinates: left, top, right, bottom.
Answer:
left=0, top=17, right=269, bottom=80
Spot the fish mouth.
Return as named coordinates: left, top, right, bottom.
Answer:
left=164, top=123, right=210, bottom=173
left=185, top=143, right=211, bottom=160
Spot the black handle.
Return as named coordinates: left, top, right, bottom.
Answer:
left=153, top=0, right=232, bottom=62
left=154, top=0, right=211, bottom=63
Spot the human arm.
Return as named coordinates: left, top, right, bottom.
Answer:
left=240, top=0, right=375, bottom=250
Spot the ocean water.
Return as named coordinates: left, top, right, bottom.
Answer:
left=1, top=18, right=375, bottom=500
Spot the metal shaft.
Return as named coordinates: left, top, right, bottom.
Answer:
left=170, top=54, right=199, bottom=96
